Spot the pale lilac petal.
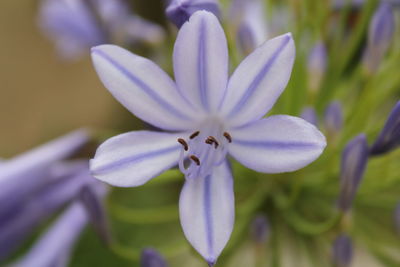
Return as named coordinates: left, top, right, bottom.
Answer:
left=91, top=45, right=198, bottom=131
left=173, top=11, right=228, bottom=113
left=228, top=115, right=326, bottom=173
left=179, top=161, right=234, bottom=265
left=90, top=131, right=183, bottom=187
left=10, top=202, right=88, bottom=267
left=220, top=33, right=295, bottom=127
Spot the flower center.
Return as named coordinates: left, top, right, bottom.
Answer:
left=177, top=120, right=232, bottom=179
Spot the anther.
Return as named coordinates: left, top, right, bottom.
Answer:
left=177, top=138, right=188, bottom=151
left=190, top=131, right=200, bottom=139
left=223, top=132, right=232, bottom=143
left=205, top=136, right=219, bottom=148
left=190, top=155, right=201, bottom=166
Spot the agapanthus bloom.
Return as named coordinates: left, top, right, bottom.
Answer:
left=90, top=11, right=326, bottom=265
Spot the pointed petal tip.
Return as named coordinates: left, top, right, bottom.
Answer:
left=207, top=259, right=216, bottom=267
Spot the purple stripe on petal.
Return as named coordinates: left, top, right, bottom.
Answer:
left=91, top=145, right=179, bottom=175
left=233, top=139, right=322, bottom=150
left=198, top=18, right=209, bottom=110
left=203, top=174, right=214, bottom=259
left=228, top=35, right=291, bottom=118
left=92, top=48, right=191, bottom=121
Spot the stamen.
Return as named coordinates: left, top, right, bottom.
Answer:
left=190, top=155, right=201, bottom=166
left=190, top=131, right=200, bottom=139
left=205, top=136, right=219, bottom=148
left=223, top=132, right=232, bottom=143
left=177, top=138, right=189, bottom=151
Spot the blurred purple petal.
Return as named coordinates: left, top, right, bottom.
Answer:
left=300, top=107, right=319, bottom=126
left=166, top=0, right=220, bottom=28
left=231, top=0, right=269, bottom=55
left=250, top=215, right=269, bottom=244
left=337, top=134, right=368, bottom=212
left=79, top=185, right=111, bottom=244
left=220, top=33, right=295, bottom=127
left=0, top=129, right=89, bottom=214
left=332, top=234, right=353, bottom=267
left=179, top=161, right=234, bottom=266
left=173, top=11, right=228, bottom=113
left=0, top=164, right=93, bottom=260
left=308, top=41, right=327, bottom=92
left=324, top=101, right=343, bottom=136
left=10, top=202, right=88, bottom=267
left=140, top=248, right=168, bottom=267
left=229, top=115, right=326, bottom=173
left=363, top=2, right=395, bottom=73
left=38, top=0, right=106, bottom=60
left=370, top=101, right=400, bottom=155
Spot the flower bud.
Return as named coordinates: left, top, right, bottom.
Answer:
left=332, top=234, right=353, bottom=267
left=140, top=248, right=168, bottom=267
left=308, top=41, right=327, bottom=92
left=250, top=215, right=269, bottom=244
left=301, top=107, right=318, bottom=127
left=370, top=101, right=400, bottom=155
left=324, top=101, right=343, bottom=136
left=231, top=0, right=269, bottom=55
left=363, top=2, right=395, bottom=73
left=337, top=134, right=369, bottom=212
left=166, top=0, right=220, bottom=28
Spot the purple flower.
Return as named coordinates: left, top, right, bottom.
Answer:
left=229, top=0, right=269, bottom=56
left=332, top=234, right=353, bottom=267
left=166, top=0, right=220, bottom=28
left=250, top=215, right=269, bottom=244
left=308, top=41, right=327, bottom=92
left=140, top=248, right=168, bottom=267
left=363, top=2, right=395, bottom=73
left=337, top=134, right=368, bottom=212
left=90, top=11, right=326, bottom=265
left=370, top=101, right=400, bottom=155
left=301, top=107, right=318, bottom=127
left=7, top=181, right=106, bottom=267
left=0, top=161, right=94, bottom=260
left=0, top=129, right=88, bottom=219
left=38, top=0, right=164, bottom=60
left=324, top=101, right=343, bottom=136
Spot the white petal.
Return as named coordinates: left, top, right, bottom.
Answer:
left=179, top=161, right=234, bottom=265
left=173, top=11, right=228, bottom=113
left=91, top=45, right=198, bottom=131
left=90, top=131, right=183, bottom=187
left=228, top=115, right=326, bottom=173
left=220, top=33, right=295, bottom=127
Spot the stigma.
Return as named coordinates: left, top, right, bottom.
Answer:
left=177, top=128, right=232, bottom=179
